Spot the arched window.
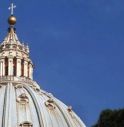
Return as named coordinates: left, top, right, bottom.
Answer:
left=13, top=57, right=17, bottom=76
left=5, top=57, right=8, bottom=76
left=21, top=59, right=24, bottom=76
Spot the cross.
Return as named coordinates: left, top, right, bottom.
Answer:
left=8, top=3, right=16, bottom=15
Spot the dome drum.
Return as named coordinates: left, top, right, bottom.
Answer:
left=0, top=56, right=33, bottom=79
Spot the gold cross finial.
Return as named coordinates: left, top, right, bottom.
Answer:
left=8, top=3, right=16, bottom=15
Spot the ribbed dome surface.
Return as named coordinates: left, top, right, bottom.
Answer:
left=0, top=78, right=86, bottom=127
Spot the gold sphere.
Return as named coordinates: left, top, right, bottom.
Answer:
left=8, top=15, right=16, bottom=25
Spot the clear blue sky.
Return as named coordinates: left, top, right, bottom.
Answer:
left=0, top=0, right=124, bottom=126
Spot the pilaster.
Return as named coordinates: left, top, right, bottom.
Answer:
left=8, top=58, right=13, bottom=76
left=0, top=59, right=5, bottom=76
left=24, top=60, right=28, bottom=77
left=29, top=64, right=33, bottom=79
left=17, top=58, right=21, bottom=77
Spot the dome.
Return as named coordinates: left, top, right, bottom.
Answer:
left=0, top=79, right=86, bottom=127
left=0, top=4, right=86, bottom=127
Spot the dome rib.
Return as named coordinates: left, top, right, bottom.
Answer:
left=54, top=101, right=73, bottom=127
left=2, top=85, right=7, bottom=127
left=9, top=83, right=17, bottom=126
left=24, top=85, right=45, bottom=127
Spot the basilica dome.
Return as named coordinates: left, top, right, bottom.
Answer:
left=0, top=4, right=86, bottom=127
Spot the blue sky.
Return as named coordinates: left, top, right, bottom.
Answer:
left=0, top=0, right=124, bottom=126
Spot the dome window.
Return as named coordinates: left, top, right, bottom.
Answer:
left=19, top=45, right=23, bottom=50
left=13, top=44, right=17, bottom=49
left=67, top=106, right=73, bottom=112
left=35, top=87, right=40, bottom=92
left=15, top=84, right=23, bottom=89
left=6, top=44, right=10, bottom=48
left=45, top=98, right=56, bottom=110
left=19, top=121, right=33, bottom=127
left=16, top=93, right=29, bottom=105
left=67, top=106, right=75, bottom=118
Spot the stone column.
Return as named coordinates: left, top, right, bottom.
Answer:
left=29, top=64, right=33, bottom=79
left=17, top=58, right=21, bottom=77
left=2, top=59, right=5, bottom=76
left=24, top=60, right=28, bottom=77
left=8, top=58, right=13, bottom=76
left=0, top=59, right=5, bottom=76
